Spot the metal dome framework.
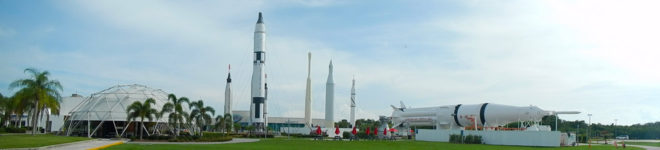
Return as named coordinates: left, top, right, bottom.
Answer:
left=65, top=84, right=187, bottom=138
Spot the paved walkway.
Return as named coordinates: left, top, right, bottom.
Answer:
left=629, top=145, right=660, bottom=150
left=4, top=139, right=126, bottom=150
left=129, top=138, right=259, bottom=145
left=48, top=139, right=125, bottom=150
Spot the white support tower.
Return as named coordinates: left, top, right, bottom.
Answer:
left=304, top=52, right=313, bottom=127
left=264, top=74, right=268, bottom=128
left=325, top=60, right=335, bottom=128
left=350, top=77, right=356, bottom=127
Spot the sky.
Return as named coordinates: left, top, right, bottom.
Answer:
left=1, top=0, right=659, bottom=126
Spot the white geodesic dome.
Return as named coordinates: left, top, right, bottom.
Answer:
left=68, top=84, right=184, bottom=122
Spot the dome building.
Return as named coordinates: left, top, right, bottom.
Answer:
left=64, top=84, right=187, bottom=138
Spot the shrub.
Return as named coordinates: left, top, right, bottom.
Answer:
left=356, top=131, right=369, bottom=139
left=449, top=134, right=482, bottom=144
left=245, top=133, right=274, bottom=138
left=4, top=127, right=27, bottom=133
left=342, top=131, right=352, bottom=139
left=145, top=135, right=170, bottom=140
left=449, top=134, right=462, bottom=143
left=282, top=133, right=318, bottom=138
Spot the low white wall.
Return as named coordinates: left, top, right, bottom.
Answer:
left=416, top=129, right=561, bottom=147
left=281, top=127, right=311, bottom=135
left=280, top=127, right=355, bottom=138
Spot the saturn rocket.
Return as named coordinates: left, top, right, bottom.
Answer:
left=390, top=103, right=579, bottom=130
left=325, top=61, right=335, bottom=128
left=250, top=12, right=267, bottom=127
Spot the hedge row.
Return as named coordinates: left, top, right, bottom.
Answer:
left=449, top=134, right=483, bottom=144
left=129, top=132, right=233, bottom=142
left=0, top=127, right=27, bottom=133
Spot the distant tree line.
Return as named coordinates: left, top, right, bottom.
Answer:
left=540, top=115, right=660, bottom=140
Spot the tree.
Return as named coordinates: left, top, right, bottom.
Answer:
left=246, top=125, right=255, bottom=137
left=214, top=113, right=232, bottom=133
left=0, top=93, right=9, bottom=127
left=335, top=119, right=350, bottom=128
left=189, top=100, right=214, bottom=136
left=355, top=119, right=381, bottom=131
left=126, top=98, right=158, bottom=140
left=9, top=68, right=62, bottom=135
left=224, top=113, right=233, bottom=133
left=233, top=122, right=241, bottom=133
left=161, top=94, right=189, bottom=138
left=9, top=89, right=32, bottom=128
left=214, top=114, right=225, bottom=133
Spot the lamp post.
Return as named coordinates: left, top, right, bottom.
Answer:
left=614, top=119, right=618, bottom=138
left=576, top=120, right=580, bottom=145
left=588, top=114, right=592, bottom=145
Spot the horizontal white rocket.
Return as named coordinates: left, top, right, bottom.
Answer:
left=390, top=102, right=579, bottom=130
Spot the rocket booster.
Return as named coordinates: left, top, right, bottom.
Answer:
left=250, top=12, right=266, bottom=125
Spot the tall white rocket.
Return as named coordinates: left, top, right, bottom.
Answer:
left=224, top=65, right=232, bottom=116
left=350, top=77, right=356, bottom=127
left=325, top=60, right=335, bottom=128
left=250, top=12, right=266, bottom=126
left=304, top=52, right=313, bottom=127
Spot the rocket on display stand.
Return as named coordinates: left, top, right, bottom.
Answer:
left=390, top=102, right=580, bottom=131
left=250, top=12, right=267, bottom=128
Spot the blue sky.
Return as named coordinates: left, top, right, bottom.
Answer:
left=1, top=0, right=659, bottom=125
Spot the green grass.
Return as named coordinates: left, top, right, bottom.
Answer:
left=627, top=142, right=660, bottom=147
left=0, top=134, right=91, bottom=149
left=104, top=137, right=642, bottom=150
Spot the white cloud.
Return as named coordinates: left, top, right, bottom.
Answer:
left=1, top=0, right=658, bottom=126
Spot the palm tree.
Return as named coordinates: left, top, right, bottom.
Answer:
left=223, top=113, right=232, bottom=133
left=0, top=93, right=8, bottom=127
left=9, top=68, right=62, bottom=135
left=189, top=100, right=214, bottom=136
left=11, top=89, right=34, bottom=128
left=126, top=98, right=158, bottom=140
left=233, top=122, right=240, bottom=133
left=161, top=94, right=189, bottom=137
left=246, top=125, right=255, bottom=137
left=213, top=114, right=232, bottom=133
left=214, top=114, right=225, bottom=132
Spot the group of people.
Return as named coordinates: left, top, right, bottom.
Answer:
left=313, top=125, right=408, bottom=141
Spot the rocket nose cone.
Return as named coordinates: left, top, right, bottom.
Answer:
left=257, top=12, right=264, bottom=24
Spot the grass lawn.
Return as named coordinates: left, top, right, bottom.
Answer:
left=627, top=142, right=660, bottom=147
left=104, top=137, right=642, bottom=150
left=0, top=134, right=91, bottom=149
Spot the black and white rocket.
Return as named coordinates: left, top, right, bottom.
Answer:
left=225, top=65, right=232, bottom=117
left=250, top=12, right=267, bottom=127
left=350, top=77, right=356, bottom=127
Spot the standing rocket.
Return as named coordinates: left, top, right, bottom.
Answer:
left=224, top=65, right=232, bottom=117
left=250, top=12, right=267, bottom=127
left=350, top=77, right=356, bottom=127
left=304, top=52, right=313, bottom=127
left=325, top=60, right=335, bottom=128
